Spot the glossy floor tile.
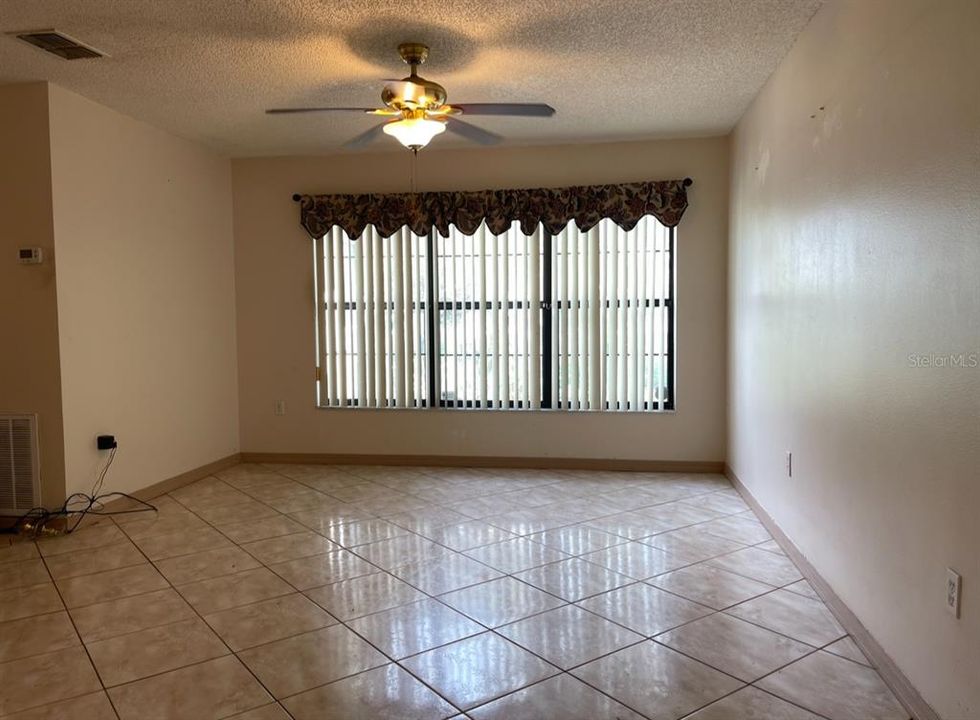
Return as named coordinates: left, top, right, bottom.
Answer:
left=2, top=691, right=119, bottom=720
left=56, top=563, right=170, bottom=608
left=69, top=587, right=197, bottom=643
left=655, top=611, right=813, bottom=682
left=238, top=624, right=387, bottom=698
left=176, top=566, right=293, bottom=615
left=685, top=685, right=823, bottom=720
left=0, top=540, right=40, bottom=565
left=0, top=647, right=102, bottom=716
left=86, top=616, right=228, bottom=686
left=647, top=562, right=775, bottom=610
left=282, top=663, right=457, bottom=719
left=498, top=603, right=643, bottom=669
left=390, top=552, right=503, bottom=595
left=108, top=655, right=271, bottom=720
left=203, top=592, right=336, bottom=650
left=580, top=540, right=687, bottom=579
left=726, top=588, right=846, bottom=647
left=571, top=641, right=742, bottom=719
left=304, top=571, right=426, bottom=621
left=705, top=545, right=803, bottom=587
left=0, top=464, right=908, bottom=720
left=401, top=632, right=557, bottom=710
left=576, top=581, right=713, bottom=636
left=438, top=576, right=565, bottom=627
left=468, top=674, right=645, bottom=720
left=0, top=582, right=64, bottom=623
left=43, top=539, right=146, bottom=580
left=824, top=635, right=871, bottom=666
left=758, top=650, right=908, bottom=720
left=514, top=557, right=632, bottom=602
left=346, top=598, right=483, bottom=659
left=269, top=548, right=378, bottom=590
left=463, top=536, right=569, bottom=574
left=0, top=611, right=80, bottom=663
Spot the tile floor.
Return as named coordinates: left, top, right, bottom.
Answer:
left=0, top=464, right=910, bottom=720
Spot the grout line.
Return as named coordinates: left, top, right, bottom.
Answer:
left=104, top=512, right=294, bottom=719
left=7, top=464, right=836, bottom=720
left=167, top=468, right=464, bottom=715
left=33, top=538, right=125, bottom=720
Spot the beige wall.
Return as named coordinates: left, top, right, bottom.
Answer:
left=47, top=85, right=240, bottom=498
left=233, top=137, right=728, bottom=462
left=728, top=1, right=979, bottom=717
left=0, top=83, right=66, bottom=506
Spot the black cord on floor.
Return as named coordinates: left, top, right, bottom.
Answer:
left=7, top=448, right=157, bottom=538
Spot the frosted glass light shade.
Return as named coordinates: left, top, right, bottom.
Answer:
left=383, top=117, right=446, bottom=149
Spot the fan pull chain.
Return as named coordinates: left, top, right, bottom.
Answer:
left=410, top=148, right=419, bottom=194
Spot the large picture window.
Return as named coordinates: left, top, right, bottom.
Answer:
left=314, top=217, right=674, bottom=411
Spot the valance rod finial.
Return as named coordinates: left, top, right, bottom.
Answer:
left=683, top=177, right=693, bottom=187
left=292, top=193, right=302, bottom=202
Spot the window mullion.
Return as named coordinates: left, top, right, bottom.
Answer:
left=541, top=231, right=553, bottom=408
left=426, top=229, right=438, bottom=408
left=666, top=226, right=675, bottom=410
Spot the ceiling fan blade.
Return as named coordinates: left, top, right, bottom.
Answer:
left=343, top=122, right=387, bottom=149
left=445, top=117, right=502, bottom=146
left=266, top=107, right=376, bottom=114
left=453, top=103, right=555, bottom=117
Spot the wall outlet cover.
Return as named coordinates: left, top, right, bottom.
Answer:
left=946, top=568, right=961, bottom=618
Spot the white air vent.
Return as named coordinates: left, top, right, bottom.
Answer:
left=0, top=415, right=41, bottom=516
left=12, top=30, right=104, bottom=60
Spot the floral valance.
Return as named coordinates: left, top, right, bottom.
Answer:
left=294, top=178, right=692, bottom=239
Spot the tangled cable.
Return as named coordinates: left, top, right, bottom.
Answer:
left=5, top=446, right=157, bottom=538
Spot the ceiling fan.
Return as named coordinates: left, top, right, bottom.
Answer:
left=266, top=43, right=556, bottom=152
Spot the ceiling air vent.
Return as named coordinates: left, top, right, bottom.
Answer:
left=0, top=414, right=41, bottom=516
left=14, top=30, right=104, bottom=60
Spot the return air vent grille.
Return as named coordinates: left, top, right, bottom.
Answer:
left=0, top=415, right=41, bottom=516
left=14, top=30, right=103, bottom=60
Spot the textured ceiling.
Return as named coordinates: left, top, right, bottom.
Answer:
left=0, top=0, right=822, bottom=157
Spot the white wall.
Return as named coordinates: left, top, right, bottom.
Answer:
left=48, top=85, right=240, bottom=498
left=0, top=83, right=65, bottom=506
left=232, top=137, right=728, bottom=463
left=728, top=1, right=979, bottom=717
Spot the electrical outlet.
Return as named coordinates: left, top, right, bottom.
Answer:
left=785, top=451, right=793, bottom=478
left=274, top=400, right=286, bottom=416
left=946, top=568, right=961, bottom=618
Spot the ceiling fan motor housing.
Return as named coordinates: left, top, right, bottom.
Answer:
left=382, top=77, right=447, bottom=109
left=382, top=43, right=448, bottom=110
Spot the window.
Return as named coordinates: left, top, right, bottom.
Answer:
left=314, top=217, right=674, bottom=411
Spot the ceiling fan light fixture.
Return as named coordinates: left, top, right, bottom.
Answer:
left=383, top=116, right=446, bottom=150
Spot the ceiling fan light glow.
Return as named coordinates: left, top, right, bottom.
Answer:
left=383, top=117, right=446, bottom=150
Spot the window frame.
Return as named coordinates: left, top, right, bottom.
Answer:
left=315, top=224, right=675, bottom=412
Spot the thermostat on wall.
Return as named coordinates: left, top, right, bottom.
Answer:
left=18, top=248, right=43, bottom=264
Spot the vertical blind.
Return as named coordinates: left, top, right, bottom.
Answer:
left=315, top=217, right=674, bottom=411
left=315, top=226, right=428, bottom=408
left=553, top=216, right=673, bottom=410
left=436, top=222, right=541, bottom=409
